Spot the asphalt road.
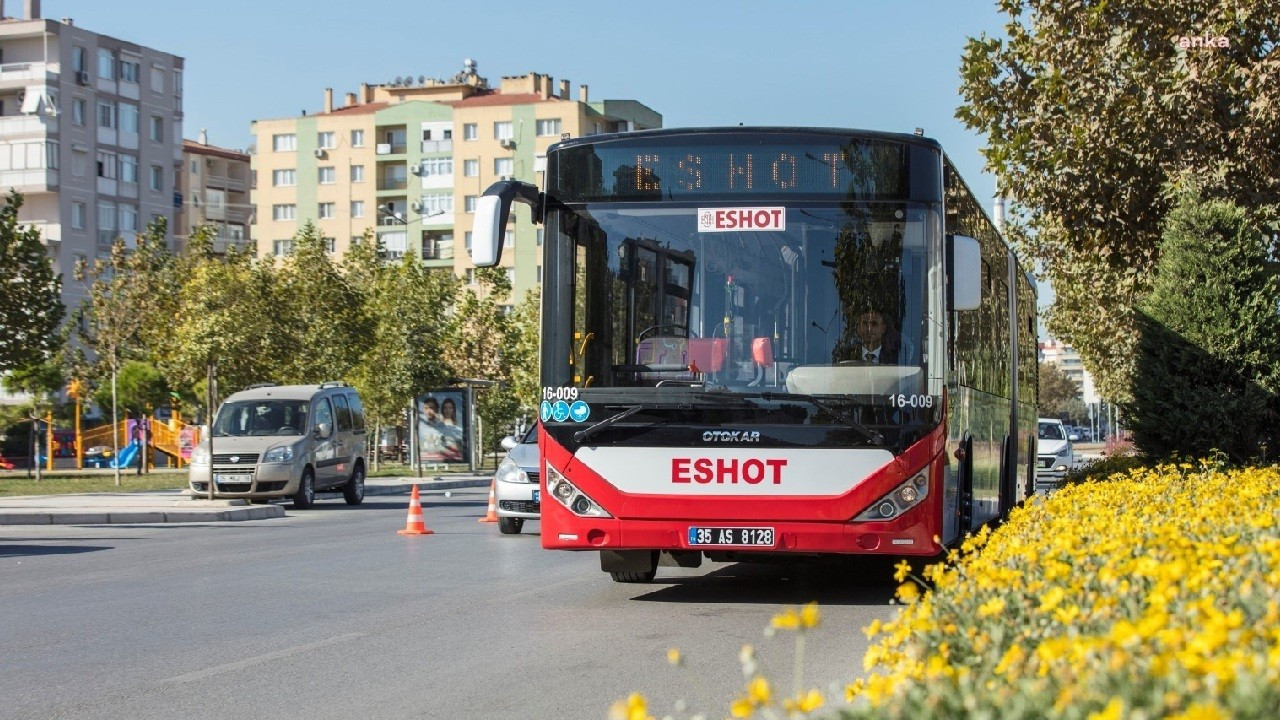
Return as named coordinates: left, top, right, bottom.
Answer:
left=0, top=488, right=903, bottom=720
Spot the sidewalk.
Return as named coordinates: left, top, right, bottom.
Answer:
left=0, top=475, right=493, bottom=525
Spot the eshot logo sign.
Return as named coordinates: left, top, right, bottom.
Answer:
left=698, top=207, right=786, bottom=233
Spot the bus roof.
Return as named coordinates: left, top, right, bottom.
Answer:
left=550, top=126, right=943, bottom=153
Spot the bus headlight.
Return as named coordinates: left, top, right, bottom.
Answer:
left=545, top=463, right=611, bottom=518
left=853, top=471, right=930, bottom=522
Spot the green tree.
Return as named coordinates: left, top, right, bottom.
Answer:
left=2, top=359, right=64, bottom=479
left=957, top=1, right=1280, bottom=401
left=507, top=287, right=542, bottom=423
left=92, top=360, right=169, bottom=418
left=343, top=235, right=458, bottom=433
left=274, top=223, right=369, bottom=383
left=443, top=268, right=521, bottom=455
left=1125, top=192, right=1280, bottom=463
left=168, top=239, right=285, bottom=402
left=0, top=190, right=63, bottom=372
left=1038, top=361, right=1085, bottom=423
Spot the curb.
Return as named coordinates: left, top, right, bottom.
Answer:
left=0, top=478, right=491, bottom=525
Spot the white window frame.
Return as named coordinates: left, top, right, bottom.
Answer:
left=71, top=202, right=85, bottom=229
left=273, top=239, right=293, bottom=256
left=493, top=121, right=513, bottom=140
left=318, top=166, right=336, bottom=184
left=463, top=158, right=479, bottom=177
left=351, top=201, right=365, bottom=218
left=97, top=99, right=116, bottom=129
left=272, top=134, right=297, bottom=152
left=351, top=129, right=365, bottom=147
left=465, top=196, right=477, bottom=213
left=318, top=202, right=336, bottom=219
left=317, top=131, right=336, bottom=149
left=149, top=164, right=163, bottom=191
left=272, top=169, right=297, bottom=187
left=494, top=157, right=513, bottom=176
left=149, top=115, right=163, bottom=142
left=463, top=123, right=477, bottom=141
left=97, top=49, right=114, bottom=80
left=272, top=204, right=297, bottom=221
left=350, top=165, right=365, bottom=182
left=535, top=118, right=561, bottom=137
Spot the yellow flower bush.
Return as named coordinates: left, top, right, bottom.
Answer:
left=840, top=462, right=1280, bottom=718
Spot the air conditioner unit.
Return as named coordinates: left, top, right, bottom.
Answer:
left=498, top=138, right=515, bottom=149
left=313, top=148, right=327, bottom=159
left=75, top=71, right=90, bottom=85
left=410, top=201, right=424, bottom=213
left=408, top=162, right=425, bottom=176
left=375, top=143, right=391, bottom=155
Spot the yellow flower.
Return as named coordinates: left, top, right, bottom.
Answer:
left=666, top=647, right=681, bottom=665
left=730, top=697, right=754, bottom=718
left=783, top=689, right=825, bottom=713
left=1088, top=697, right=1124, bottom=720
left=798, top=601, right=820, bottom=629
left=893, top=559, right=912, bottom=582
left=1167, top=702, right=1229, bottom=720
left=1038, top=586, right=1066, bottom=613
left=747, top=676, right=771, bottom=704
left=977, top=597, right=1005, bottom=617
left=608, top=693, right=654, bottom=720
left=771, top=607, right=800, bottom=630
left=896, top=580, right=921, bottom=604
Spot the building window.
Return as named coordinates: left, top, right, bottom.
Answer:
left=506, top=269, right=516, bottom=286
left=324, top=237, right=336, bottom=253
left=97, top=49, right=114, bottom=79
left=174, top=70, right=183, bottom=96
left=464, top=196, right=478, bottom=213
left=466, top=268, right=476, bottom=285
left=535, top=118, right=561, bottom=136
left=149, top=115, right=163, bottom=142
left=351, top=129, right=364, bottom=147
left=536, top=228, right=544, bottom=246
left=72, top=98, right=85, bottom=126
left=420, top=193, right=453, bottom=214
left=494, top=157, right=513, bottom=176
left=537, top=265, right=543, bottom=283
left=96, top=150, right=117, bottom=179
left=97, top=200, right=117, bottom=245
left=120, top=204, right=138, bottom=234
left=493, top=121, right=513, bottom=140
left=351, top=201, right=365, bottom=218
left=318, top=166, right=336, bottom=184
left=463, top=159, right=478, bottom=177
left=120, top=60, right=140, bottom=83
left=272, top=134, right=297, bottom=152
left=504, top=229, right=514, bottom=247
left=272, top=204, right=297, bottom=221
left=150, top=65, right=165, bottom=92
left=120, top=155, right=137, bottom=184
left=72, top=46, right=86, bottom=73
left=350, top=165, right=365, bottom=182
left=190, top=159, right=199, bottom=174
left=71, top=202, right=85, bottom=229
left=119, top=103, right=138, bottom=134
left=464, top=231, right=472, bottom=250
left=318, top=202, right=336, bottom=219
left=317, top=131, right=335, bottom=149
left=419, top=157, right=452, bottom=177
left=272, top=169, right=296, bottom=187
left=149, top=165, right=163, bottom=191
left=463, top=123, right=477, bottom=141
left=97, top=99, right=116, bottom=128
left=273, top=239, right=293, bottom=256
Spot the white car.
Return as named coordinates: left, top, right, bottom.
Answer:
left=1036, top=418, right=1075, bottom=489
left=494, top=423, right=539, bottom=534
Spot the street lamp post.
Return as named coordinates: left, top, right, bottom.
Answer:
left=376, top=205, right=445, bottom=259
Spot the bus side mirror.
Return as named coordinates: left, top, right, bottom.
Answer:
left=470, top=180, right=542, bottom=268
left=948, top=234, right=982, bottom=311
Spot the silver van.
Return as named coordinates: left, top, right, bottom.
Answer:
left=189, top=382, right=368, bottom=508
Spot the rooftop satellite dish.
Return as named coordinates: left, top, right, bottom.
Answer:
left=418, top=75, right=425, bottom=85
left=464, top=58, right=476, bottom=72
left=393, top=76, right=403, bottom=86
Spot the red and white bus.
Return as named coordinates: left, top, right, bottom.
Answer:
left=472, top=128, right=1037, bottom=582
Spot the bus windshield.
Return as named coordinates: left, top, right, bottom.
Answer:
left=553, top=201, right=933, bottom=399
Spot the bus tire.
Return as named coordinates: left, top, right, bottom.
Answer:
left=610, top=569, right=657, bottom=583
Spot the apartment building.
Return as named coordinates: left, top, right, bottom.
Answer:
left=177, top=131, right=250, bottom=254
left=1039, top=338, right=1099, bottom=405
left=0, top=0, right=184, bottom=311
left=250, top=60, right=661, bottom=303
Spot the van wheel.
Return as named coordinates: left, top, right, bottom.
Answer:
left=498, top=516, right=523, bottom=534
left=609, top=569, right=657, bottom=583
left=293, top=468, right=315, bottom=509
left=343, top=463, right=365, bottom=505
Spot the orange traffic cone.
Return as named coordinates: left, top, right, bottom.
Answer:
left=397, top=485, right=434, bottom=535
left=478, top=479, right=498, bottom=523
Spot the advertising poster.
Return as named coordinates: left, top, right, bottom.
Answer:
left=416, top=389, right=469, bottom=463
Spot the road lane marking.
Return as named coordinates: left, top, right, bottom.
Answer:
left=159, top=632, right=365, bottom=684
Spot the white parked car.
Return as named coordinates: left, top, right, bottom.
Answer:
left=494, top=423, right=539, bottom=534
left=1036, top=418, right=1075, bottom=489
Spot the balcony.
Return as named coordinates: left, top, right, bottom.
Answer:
left=421, top=139, right=453, bottom=154
left=377, top=177, right=408, bottom=191
left=0, top=114, right=57, bottom=138
left=375, top=143, right=407, bottom=155
left=25, top=221, right=61, bottom=244
left=421, top=238, right=455, bottom=261
left=0, top=168, right=57, bottom=192
left=205, top=173, right=247, bottom=192
left=0, top=61, right=60, bottom=89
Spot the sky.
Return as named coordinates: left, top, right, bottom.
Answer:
left=37, top=0, right=1038, bottom=304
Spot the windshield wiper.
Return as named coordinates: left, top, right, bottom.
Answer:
left=694, top=390, right=884, bottom=445
left=574, top=404, right=644, bottom=445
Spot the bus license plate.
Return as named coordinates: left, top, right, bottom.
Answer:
left=688, top=527, right=775, bottom=547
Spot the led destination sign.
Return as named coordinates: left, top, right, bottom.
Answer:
left=553, top=133, right=932, bottom=202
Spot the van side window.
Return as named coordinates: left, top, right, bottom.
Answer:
left=332, top=393, right=353, bottom=432
left=347, top=393, right=366, bottom=432
left=314, top=397, right=334, bottom=432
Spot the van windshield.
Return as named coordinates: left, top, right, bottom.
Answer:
left=214, top=400, right=310, bottom=437
left=1038, top=422, right=1066, bottom=441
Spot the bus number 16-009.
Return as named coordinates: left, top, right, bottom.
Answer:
left=889, top=394, right=934, bottom=409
